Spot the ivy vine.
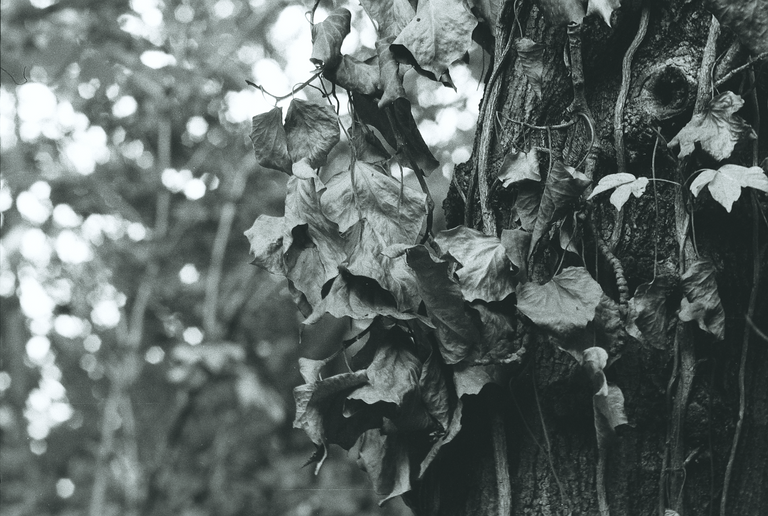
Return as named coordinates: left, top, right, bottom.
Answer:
left=244, top=0, right=767, bottom=511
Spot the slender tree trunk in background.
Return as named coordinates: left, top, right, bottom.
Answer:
left=406, top=1, right=768, bottom=514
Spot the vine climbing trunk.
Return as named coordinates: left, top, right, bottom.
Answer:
left=424, top=0, right=768, bottom=515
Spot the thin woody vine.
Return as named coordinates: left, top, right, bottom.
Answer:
left=243, top=0, right=767, bottom=514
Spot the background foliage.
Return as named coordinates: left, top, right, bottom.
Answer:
left=0, top=0, right=483, bottom=514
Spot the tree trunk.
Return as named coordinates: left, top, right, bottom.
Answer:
left=407, top=1, right=768, bottom=514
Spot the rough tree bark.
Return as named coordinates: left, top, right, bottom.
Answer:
left=405, top=1, right=768, bottom=514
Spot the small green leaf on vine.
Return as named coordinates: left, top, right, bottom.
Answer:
left=588, top=172, right=648, bottom=210
left=668, top=91, right=755, bottom=161
left=690, top=164, right=768, bottom=212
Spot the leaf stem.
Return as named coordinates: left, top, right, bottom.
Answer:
left=245, top=69, right=323, bottom=103
left=714, top=51, right=768, bottom=90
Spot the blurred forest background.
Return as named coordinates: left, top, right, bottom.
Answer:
left=0, top=0, right=483, bottom=514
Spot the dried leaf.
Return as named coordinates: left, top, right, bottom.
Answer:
left=348, top=338, right=421, bottom=406
left=514, top=182, right=542, bottom=231
left=588, top=173, right=649, bottom=210
left=498, top=148, right=541, bottom=187
left=298, top=357, right=326, bottom=384
left=244, top=215, right=285, bottom=276
left=500, top=228, right=531, bottom=281
left=679, top=260, right=725, bottom=340
left=392, top=0, right=478, bottom=79
left=377, top=37, right=407, bottom=107
left=419, top=351, right=451, bottom=431
left=531, top=160, right=591, bottom=255
left=668, top=91, right=755, bottom=161
left=249, top=107, right=292, bottom=174
left=293, top=370, right=369, bottom=446
left=311, top=8, right=351, bottom=70
left=406, top=246, right=481, bottom=364
left=360, top=0, right=416, bottom=40
left=284, top=99, right=340, bottom=168
left=435, top=226, right=518, bottom=302
left=625, top=277, right=679, bottom=349
left=419, top=399, right=463, bottom=476
left=690, top=164, right=768, bottom=212
left=705, top=0, right=768, bottom=55
left=326, top=54, right=380, bottom=95
left=349, top=121, right=391, bottom=164
left=515, top=38, right=545, bottom=97
left=353, top=94, right=439, bottom=173
left=578, top=347, right=628, bottom=449
left=304, top=272, right=425, bottom=325
left=516, top=266, right=603, bottom=337
left=356, top=430, right=412, bottom=504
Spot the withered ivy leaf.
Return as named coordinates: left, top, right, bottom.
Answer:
left=515, top=39, right=545, bottom=98
left=626, top=276, right=679, bottom=349
left=470, top=0, right=502, bottom=32
left=323, top=162, right=427, bottom=244
left=249, top=107, right=291, bottom=174
left=587, top=0, right=621, bottom=27
left=356, top=430, right=412, bottom=505
left=348, top=338, right=422, bottom=406
left=352, top=94, right=439, bottom=173
left=704, top=0, right=768, bottom=55
left=360, top=0, right=416, bottom=40
left=498, top=147, right=541, bottom=187
left=419, top=351, right=451, bottom=432
left=588, top=172, right=649, bottom=211
left=304, top=272, right=427, bottom=325
left=392, top=0, right=478, bottom=80
left=514, top=182, right=542, bottom=232
left=500, top=228, right=531, bottom=281
left=310, top=8, right=351, bottom=70
left=690, top=164, right=768, bottom=212
left=326, top=54, right=380, bottom=95
left=377, top=37, right=407, bottom=108
left=293, top=370, right=369, bottom=446
left=406, top=246, right=481, bottom=364
left=471, top=302, right=519, bottom=361
left=668, top=91, right=755, bottom=161
left=516, top=266, right=602, bottom=337
left=537, top=0, right=586, bottom=26
left=298, top=357, right=326, bottom=384
left=245, top=215, right=285, bottom=276
left=284, top=167, right=346, bottom=284
left=284, top=226, right=331, bottom=310
left=531, top=160, right=591, bottom=255
left=679, top=260, right=725, bottom=340
left=419, top=399, right=463, bottom=477
left=349, top=121, right=391, bottom=165
left=344, top=221, right=423, bottom=313
left=435, top=226, right=518, bottom=302
left=284, top=99, right=340, bottom=168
